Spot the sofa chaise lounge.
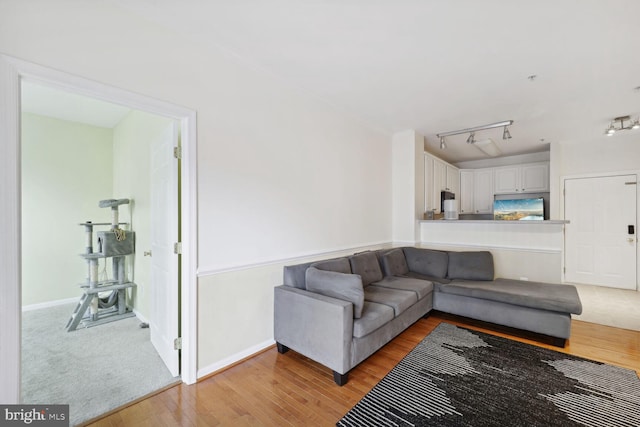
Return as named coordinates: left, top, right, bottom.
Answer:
left=273, top=247, right=582, bottom=385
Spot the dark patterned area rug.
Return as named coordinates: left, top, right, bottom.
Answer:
left=338, top=323, right=640, bottom=426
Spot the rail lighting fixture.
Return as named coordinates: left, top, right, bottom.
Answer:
left=436, top=120, right=514, bottom=150
left=605, top=115, right=640, bottom=136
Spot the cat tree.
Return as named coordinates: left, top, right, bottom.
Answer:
left=66, top=198, right=137, bottom=332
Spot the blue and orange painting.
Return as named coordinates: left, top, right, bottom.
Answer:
left=493, top=198, right=544, bottom=220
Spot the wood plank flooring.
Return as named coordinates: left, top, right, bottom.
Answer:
left=85, top=313, right=640, bottom=426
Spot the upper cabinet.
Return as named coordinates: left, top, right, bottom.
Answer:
left=494, top=163, right=549, bottom=194
left=460, top=169, right=494, bottom=214
left=424, top=153, right=459, bottom=213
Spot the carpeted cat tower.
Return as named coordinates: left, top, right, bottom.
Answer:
left=66, top=198, right=137, bottom=332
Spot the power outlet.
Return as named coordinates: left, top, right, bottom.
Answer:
left=519, top=277, right=529, bottom=281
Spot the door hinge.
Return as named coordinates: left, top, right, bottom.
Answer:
left=174, top=337, right=182, bottom=350
left=174, top=242, right=182, bottom=254
left=173, top=146, right=182, bottom=159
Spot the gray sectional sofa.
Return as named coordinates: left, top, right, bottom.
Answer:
left=273, top=247, right=582, bottom=385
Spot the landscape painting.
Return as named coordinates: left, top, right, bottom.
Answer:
left=493, top=197, right=544, bottom=221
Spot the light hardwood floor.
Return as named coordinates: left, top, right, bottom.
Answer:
left=86, top=313, right=640, bottom=427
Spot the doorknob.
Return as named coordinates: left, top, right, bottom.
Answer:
left=144, top=250, right=152, bottom=257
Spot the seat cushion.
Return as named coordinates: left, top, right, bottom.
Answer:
left=404, top=271, right=451, bottom=284
left=305, top=267, right=365, bottom=318
left=438, top=278, right=582, bottom=314
left=371, top=276, right=433, bottom=300
left=364, top=286, right=418, bottom=317
left=350, top=251, right=384, bottom=286
left=353, top=301, right=395, bottom=338
left=402, top=247, right=449, bottom=279
left=447, top=251, right=494, bottom=281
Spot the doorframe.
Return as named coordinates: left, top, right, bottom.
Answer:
left=0, top=54, right=198, bottom=403
left=561, top=170, right=639, bottom=289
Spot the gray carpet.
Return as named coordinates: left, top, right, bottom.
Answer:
left=338, top=323, right=640, bottom=426
left=22, top=303, right=179, bottom=426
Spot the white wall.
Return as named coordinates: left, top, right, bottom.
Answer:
left=112, top=110, right=175, bottom=319
left=392, top=130, right=425, bottom=244
left=21, top=113, right=113, bottom=306
left=0, top=2, right=392, bottom=374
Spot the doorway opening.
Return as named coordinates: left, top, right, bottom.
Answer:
left=0, top=54, right=197, bottom=407
left=20, top=81, right=180, bottom=424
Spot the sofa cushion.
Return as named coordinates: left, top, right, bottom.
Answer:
left=350, top=252, right=384, bottom=286
left=353, top=301, right=395, bottom=338
left=311, top=257, right=352, bottom=274
left=305, top=267, right=365, bottom=318
left=364, top=286, right=417, bottom=317
left=283, top=261, right=315, bottom=289
left=372, top=276, right=433, bottom=300
left=403, top=247, right=449, bottom=279
left=447, top=251, right=494, bottom=281
left=404, top=271, right=451, bottom=284
left=439, top=278, right=583, bottom=314
left=381, top=248, right=409, bottom=277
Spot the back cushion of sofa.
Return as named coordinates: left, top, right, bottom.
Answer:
left=447, top=251, right=494, bottom=281
left=349, top=251, right=383, bottom=286
left=311, top=257, right=352, bottom=274
left=283, top=261, right=316, bottom=289
left=381, top=248, right=409, bottom=276
left=403, top=247, right=448, bottom=278
left=305, top=267, right=365, bottom=318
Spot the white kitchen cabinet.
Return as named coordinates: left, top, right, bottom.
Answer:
left=459, top=170, right=475, bottom=214
left=473, top=169, right=494, bottom=213
left=459, top=169, right=494, bottom=214
left=494, top=163, right=548, bottom=194
left=446, top=164, right=460, bottom=196
left=424, top=153, right=459, bottom=214
left=423, top=155, right=435, bottom=213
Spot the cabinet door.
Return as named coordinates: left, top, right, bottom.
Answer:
left=521, top=163, right=549, bottom=192
left=424, top=155, right=435, bottom=213
left=433, top=159, right=447, bottom=192
left=459, top=170, right=474, bottom=214
left=446, top=165, right=459, bottom=195
left=473, top=169, right=494, bottom=213
left=494, top=166, right=519, bottom=194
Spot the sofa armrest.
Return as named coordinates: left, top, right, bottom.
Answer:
left=274, top=285, right=353, bottom=374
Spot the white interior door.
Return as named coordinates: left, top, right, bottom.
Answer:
left=564, top=174, right=637, bottom=289
left=150, top=121, right=180, bottom=377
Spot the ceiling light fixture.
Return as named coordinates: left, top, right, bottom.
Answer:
left=436, top=120, right=514, bottom=150
left=502, top=126, right=512, bottom=140
left=605, top=115, right=640, bottom=136
left=466, top=132, right=476, bottom=144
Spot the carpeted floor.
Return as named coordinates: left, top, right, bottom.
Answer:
left=338, top=323, right=640, bottom=426
left=22, top=303, right=179, bottom=426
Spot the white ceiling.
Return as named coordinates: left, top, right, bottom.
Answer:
left=29, top=1, right=640, bottom=162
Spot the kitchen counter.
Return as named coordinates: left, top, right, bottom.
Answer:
left=419, top=219, right=568, bottom=282
left=419, top=219, right=569, bottom=225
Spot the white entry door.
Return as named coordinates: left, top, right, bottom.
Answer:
left=564, top=174, right=637, bottom=289
left=150, top=121, right=180, bottom=377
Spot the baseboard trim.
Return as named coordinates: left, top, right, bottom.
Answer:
left=197, top=339, right=275, bottom=380
left=22, top=297, right=77, bottom=312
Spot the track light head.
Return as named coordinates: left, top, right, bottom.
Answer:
left=605, top=115, right=639, bottom=135
left=466, top=132, right=476, bottom=144
left=502, top=126, right=512, bottom=140
left=439, top=136, right=446, bottom=149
